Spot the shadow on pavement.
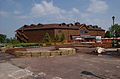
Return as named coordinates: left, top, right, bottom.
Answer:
left=81, top=71, right=105, bottom=79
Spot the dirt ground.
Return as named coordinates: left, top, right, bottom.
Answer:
left=7, top=47, right=120, bottom=79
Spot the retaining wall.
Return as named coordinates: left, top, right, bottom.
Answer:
left=15, top=48, right=76, bottom=57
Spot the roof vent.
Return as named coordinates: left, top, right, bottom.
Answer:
left=60, top=23, right=66, bottom=26
left=95, top=25, right=98, bottom=28
left=37, top=23, right=43, bottom=27
left=87, top=25, right=92, bottom=28
left=24, top=25, right=29, bottom=28
left=92, top=25, right=98, bottom=28
left=68, top=23, right=73, bottom=27
left=30, top=24, right=35, bottom=27
left=75, top=22, right=80, bottom=26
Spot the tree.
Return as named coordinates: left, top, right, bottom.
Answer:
left=43, top=33, right=51, bottom=42
left=109, top=24, right=120, bottom=37
left=60, top=33, right=65, bottom=41
left=0, top=34, right=6, bottom=43
left=4, top=37, right=20, bottom=44
left=11, top=37, right=20, bottom=44
left=105, top=31, right=111, bottom=38
left=6, top=38, right=11, bottom=43
left=54, top=33, right=59, bottom=41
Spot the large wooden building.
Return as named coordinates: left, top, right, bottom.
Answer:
left=15, top=22, right=105, bottom=43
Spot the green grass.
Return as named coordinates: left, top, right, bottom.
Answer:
left=13, top=43, right=43, bottom=47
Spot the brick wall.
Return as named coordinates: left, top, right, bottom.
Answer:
left=16, top=26, right=105, bottom=43
left=88, top=30, right=105, bottom=38
left=54, top=29, right=79, bottom=40
left=21, top=29, right=54, bottom=43
left=79, top=26, right=105, bottom=38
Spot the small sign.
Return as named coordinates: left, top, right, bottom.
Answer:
left=96, top=36, right=101, bottom=42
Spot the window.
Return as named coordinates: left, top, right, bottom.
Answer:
left=80, top=30, right=83, bottom=33
left=85, top=30, right=88, bottom=33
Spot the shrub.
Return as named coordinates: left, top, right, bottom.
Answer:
left=43, top=33, right=51, bottom=42
left=60, top=33, right=65, bottom=41
left=54, top=33, right=60, bottom=41
left=13, top=43, right=43, bottom=47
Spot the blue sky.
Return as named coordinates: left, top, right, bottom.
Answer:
left=0, top=0, right=120, bottom=38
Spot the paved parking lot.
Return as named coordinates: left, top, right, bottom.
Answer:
left=9, top=47, right=120, bottom=79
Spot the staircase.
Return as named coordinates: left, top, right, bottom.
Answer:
left=15, top=31, right=28, bottom=43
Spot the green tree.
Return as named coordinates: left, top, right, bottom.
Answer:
left=60, top=33, right=65, bottom=41
left=43, top=33, right=51, bottom=42
left=0, top=34, right=6, bottom=43
left=105, top=31, right=111, bottom=38
left=11, top=37, right=20, bottom=44
left=109, top=24, right=120, bottom=37
left=54, top=33, right=59, bottom=41
left=5, top=37, right=20, bottom=44
left=5, top=38, right=11, bottom=43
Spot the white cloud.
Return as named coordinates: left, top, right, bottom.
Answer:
left=87, top=0, right=108, bottom=13
left=14, top=11, right=21, bottom=14
left=17, top=15, right=28, bottom=19
left=28, top=0, right=82, bottom=23
left=81, top=13, right=90, bottom=18
left=30, top=1, right=66, bottom=18
left=0, top=11, right=8, bottom=17
left=15, top=0, right=108, bottom=31
left=72, top=8, right=80, bottom=13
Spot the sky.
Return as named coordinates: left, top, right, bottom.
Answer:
left=0, top=0, right=120, bottom=38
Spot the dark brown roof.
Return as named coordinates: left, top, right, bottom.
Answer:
left=87, top=25, right=105, bottom=31
left=80, top=24, right=105, bottom=31
left=16, top=24, right=79, bottom=31
left=16, top=23, right=105, bottom=31
left=87, top=28, right=105, bottom=31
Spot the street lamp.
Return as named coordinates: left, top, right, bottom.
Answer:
left=112, top=16, right=115, bottom=25
left=112, top=16, right=115, bottom=47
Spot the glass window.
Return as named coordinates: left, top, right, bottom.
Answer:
left=80, top=30, right=83, bottom=33
left=85, top=30, right=88, bottom=33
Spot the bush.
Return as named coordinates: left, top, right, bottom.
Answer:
left=13, top=43, right=43, bottom=47
left=60, top=33, right=65, bottom=41
left=43, top=33, right=51, bottom=42
left=54, top=33, right=60, bottom=41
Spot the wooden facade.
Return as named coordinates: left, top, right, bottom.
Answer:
left=15, top=22, right=105, bottom=43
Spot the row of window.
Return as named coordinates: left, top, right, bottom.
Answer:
left=58, top=29, right=88, bottom=33
left=80, top=30, right=88, bottom=33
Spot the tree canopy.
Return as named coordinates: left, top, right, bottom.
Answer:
left=105, top=31, right=111, bottom=38
left=0, top=34, right=6, bottom=43
left=109, top=24, right=120, bottom=37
